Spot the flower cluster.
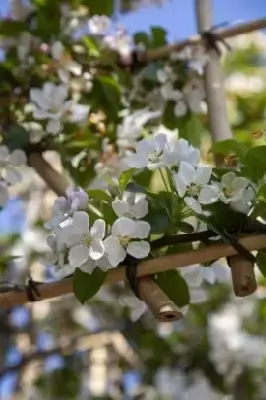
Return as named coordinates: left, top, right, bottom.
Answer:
left=46, top=187, right=151, bottom=275
left=0, top=146, right=27, bottom=207
left=125, top=133, right=255, bottom=214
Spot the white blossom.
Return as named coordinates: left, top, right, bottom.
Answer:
left=174, top=165, right=220, bottom=213
left=30, top=82, right=89, bottom=134
left=89, top=15, right=111, bottom=35
left=0, top=145, right=27, bottom=188
left=163, top=138, right=200, bottom=169
left=104, top=217, right=150, bottom=267
left=112, top=192, right=148, bottom=219
left=51, top=41, right=82, bottom=83
left=125, top=134, right=167, bottom=170
left=103, top=29, right=133, bottom=58
left=213, top=172, right=255, bottom=214
left=61, top=211, right=105, bottom=268
left=45, top=187, right=88, bottom=230
left=78, top=255, right=114, bottom=274
left=120, top=295, right=147, bottom=321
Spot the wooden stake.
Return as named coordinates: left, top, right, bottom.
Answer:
left=228, top=255, right=257, bottom=297
left=138, top=277, right=184, bottom=322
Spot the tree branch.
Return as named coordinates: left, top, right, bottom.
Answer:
left=28, top=153, right=69, bottom=197
left=147, top=17, right=266, bottom=61
left=0, top=233, right=265, bottom=307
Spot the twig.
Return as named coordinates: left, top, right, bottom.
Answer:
left=147, top=17, right=266, bottom=61
left=0, top=233, right=265, bottom=307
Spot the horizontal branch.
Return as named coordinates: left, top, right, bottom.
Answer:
left=0, top=233, right=265, bottom=307
left=148, top=18, right=266, bottom=61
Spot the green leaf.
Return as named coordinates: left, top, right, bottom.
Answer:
left=119, top=168, right=136, bottom=192
left=155, top=270, right=190, bottom=307
left=93, top=76, right=121, bottom=120
left=242, top=146, right=266, bottom=180
left=100, top=201, right=117, bottom=225
left=82, top=36, right=100, bottom=57
left=134, top=32, right=150, bottom=47
left=210, top=139, right=248, bottom=159
left=257, top=184, right=266, bottom=203
left=0, top=20, right=27, bottom=36
left=84, top=0, right=114, bottom=16
left=256, top=252, right=266, bottom=277
left=4, top=124, right=30, bottom=151
left=150, top=26, right=167, bottom=47
left=177, top=114, right=204, bottom=148
left=87, top=189, right=112, bottom=203
left=73, top=268, right=106, bottom=304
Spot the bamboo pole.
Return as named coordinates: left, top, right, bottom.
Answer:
left=147, top=18, right=266, bottom=61
left=0, top=233, right=265, bottom=307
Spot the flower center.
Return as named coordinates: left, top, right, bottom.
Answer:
left=187, top=183, right=200, bottom=197
left=119, top=236, right=130, bottom=248
left=223, top=186, right=233, bottom=198
left=81, top=233, right=92, bottom=247
left=148, top=150, right=162, bottom=163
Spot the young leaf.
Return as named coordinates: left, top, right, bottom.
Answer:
left=119, top=168, right=136, bottom=193
left=155, top=270, right=190, bottom=307
left=256, top=252, right=266, bottom=278
left=100, top=201, right=117, bottom=225
left=73, top=268, right=106, bottom=304
left=87, top=190, right=112, bottom=203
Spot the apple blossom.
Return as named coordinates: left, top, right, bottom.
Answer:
left=0, top=145, right=27, bottom=186
left=45, top=187, right=89, bottom=230
left=50, top=41, right=82, bottom=83
left=61, top=211, right=105, bottom=268
left=112, top=192, right=148, bottom=219
left=174, top=165, right=220, bottom=214
left=125, top=134, right=167, bottom=170
left=120, top=295, right=148, bottom=322
left=104, top=217, right=150, bottom=267
left=213, top=172, right=255, bottom=214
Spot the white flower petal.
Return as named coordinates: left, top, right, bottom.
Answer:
left=5, top=167, right=21, bottom=185
left=79, top=258, right=96, bottom=274
left=125, top=153, right=148, bottom=169
left=90, top=219, right=105, bottom=240
left=97, top=255, right=113, bottom=271
left=46, top=119, right=62, bottom=134
left=132, top=198, right=149, bottom=218
left=58, top=68, right=70, bottom=83
left=131, top=302, right=147, bottom=321
left=131, top=221, right=150, bottom=239
left=108, top=244, right=126, bottom=267
left=221, top=172, right=236, bottom=187
left=202, top=267, right=215, bottom=284
left=180, top=265, right=203, bottom=287
left=199, top=185, right=220, bottom=204
left=51, top=41, right=64, bottom=60
left=233, top=177, right=249, bottom=191
left=194, top=165, right=212, bottom=185
left=112, top=199, right=130, bottom=217
left=174, top=173, right=188, bottom=197
left=69, top=244, right=90, bottom=267
left=104, top=235, right=120, bottom=254
left=127, top=240, right=150, bottom=259
left=190, top=288, right=208, bottom=303
left=112, top=217, right=136, bottom=237
left=30, top=88, right=50, bottom=110
left=9, top=149, right=27, bottom=167
left=178, top=161, right=195, bottom=185
left=0, top=146, right=9, bottom=162
left=174, top=100, right=187, bottom=117
left=89, top=239, right=105, bottom=260
left=184, top=196, right=202, bottom=214
left=72, top=211, right=90, bottom=234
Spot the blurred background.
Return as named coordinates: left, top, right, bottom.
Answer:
left=0, top=0, right=266, bottom=399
